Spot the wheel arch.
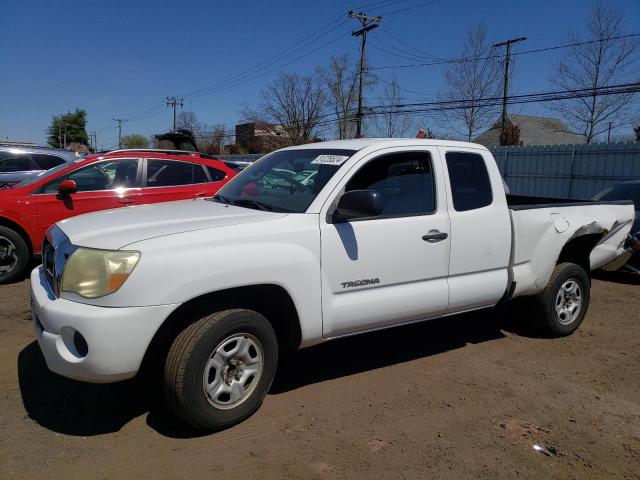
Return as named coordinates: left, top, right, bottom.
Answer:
left=556, top=233, right=604, bottom=276
left=139, top=283, right=302, bottom=377
left=0, top=215, right=33, bottom=254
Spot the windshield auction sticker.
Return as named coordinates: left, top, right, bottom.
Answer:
left=310, top=154, right=350, bottom=166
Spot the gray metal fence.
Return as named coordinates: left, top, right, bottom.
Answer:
left=491, top=142, right=640, bottom=200
left=217, top=144, right=640, bottom=201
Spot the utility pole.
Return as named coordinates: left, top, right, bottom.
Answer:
left=113, top=118, right=124, bottom=149
left=607, top=122, right=612, bottom=142
left=90, top=131, right=97, bottom=151
left=167, top=96, right=184, bottom=131
left=63, top=122, right=68, bottom=149
left=492, top=36, right=527, bottom=145
left=348, top=11, right=381, bottom=138
left=58, top=123, right=63, bottom=149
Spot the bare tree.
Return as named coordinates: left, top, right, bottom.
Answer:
left=200, top=123, right=228, bottom=155
left=317, top=55, right=360, bottom=139
left=550, top=1, right=639, bottom=143
left=242, top=72, right=325, bottom=147
left=372, top=78, right=415, bottom=137
left=440, top=25, right=502, bottom=141
left=176, top=111, right=201, bottom=133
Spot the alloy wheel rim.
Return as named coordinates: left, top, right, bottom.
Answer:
left=555, top=278, right=582, bottom=325
left=202, top=333, right=264, bottom=410
left=0, top=235, right=18, bottom=275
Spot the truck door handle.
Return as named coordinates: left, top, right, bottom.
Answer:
left=422, top=230, right=448, bottom=243
left=118, top=197, right=136, bottom=205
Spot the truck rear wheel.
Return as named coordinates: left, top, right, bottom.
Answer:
left=164, top=308, right=278, bottom=431
left=0, top=226, right=29, bottom=284
left=532, top=262, right=590, bottom=337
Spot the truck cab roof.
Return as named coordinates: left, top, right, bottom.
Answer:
left=283, top=138, right=490, bottom=152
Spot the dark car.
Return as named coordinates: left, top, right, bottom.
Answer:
left=0, top=145, right=79, bottom=188
left=593, top=180, right=640, bottom=272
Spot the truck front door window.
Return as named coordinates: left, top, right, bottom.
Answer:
left=345, top=152, right=435, bottom=217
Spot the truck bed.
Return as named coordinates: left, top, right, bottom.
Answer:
left=506, top=196, right=635, bottom=299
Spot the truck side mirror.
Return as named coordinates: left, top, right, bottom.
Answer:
left=58, top=179, right=77, bottom=195
left=334, top=190, right=383, bottom=222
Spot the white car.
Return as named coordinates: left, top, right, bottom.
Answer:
left=31, top=139, right=635, bottom=430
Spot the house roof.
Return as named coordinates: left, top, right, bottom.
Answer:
left=473, top=114, right=584, bottom=147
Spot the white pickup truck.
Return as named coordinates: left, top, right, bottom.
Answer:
left=31, top=139, right=635, bottom=430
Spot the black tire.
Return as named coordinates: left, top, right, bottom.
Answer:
left=0, top=226, right=29, bottom=284
left=164, top=308, right=278, bottom=431
left=530, top=262, right=590, bottom=337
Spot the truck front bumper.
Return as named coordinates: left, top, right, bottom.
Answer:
left=31, top=267, right=179, bottom=383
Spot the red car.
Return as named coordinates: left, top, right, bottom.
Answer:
left=0, top=149, right=237, bottom=283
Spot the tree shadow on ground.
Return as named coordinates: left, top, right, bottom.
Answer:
left=18, top=306, right=532, bottom=439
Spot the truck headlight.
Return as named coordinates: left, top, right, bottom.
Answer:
left=61, top=248, right=140, bottom=298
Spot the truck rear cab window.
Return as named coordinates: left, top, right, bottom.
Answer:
left=445, top=152, right=493, bottom=211
left=346, top=152, right=435, bottom=217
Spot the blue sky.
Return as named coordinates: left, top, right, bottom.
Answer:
left=1, top=0, right=638, bottom=147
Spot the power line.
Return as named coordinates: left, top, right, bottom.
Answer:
left=379, top=26, right=441, bottom=60
left=91, top=2, right=436, bottom=126
left=368, top=37, right=436, bottom=63
left=180, top=18, right=350, bottom=99
left=101, top=15, right=350, bottom=129
left=377, top=0, right=442, bottom=16
left=311, top=82, right=640, bottom=129
left=377, top=76, right=436, bottom=98
left=352, top=0, right=414, bottom=11
left=368, top=33, right=640, bottom=70
left=89, top=2, right=444, bottom=130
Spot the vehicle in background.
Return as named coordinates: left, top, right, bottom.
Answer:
left=29, top=139, right=634, bottom=430
left=0, top=145, right=79, bottom=188
left=293, top=169, right=317, bottom=186
left=593, top=180, right=640, bottom=272
left=154, top=129, right=251, bottom=172
left=0, top=149, right=236, bottom=283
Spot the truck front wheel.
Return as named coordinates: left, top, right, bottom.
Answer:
left=164, top=308, right=278, bottom=430
left=532, top=262, right=590, bottom=337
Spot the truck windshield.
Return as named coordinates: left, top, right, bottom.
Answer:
left=212, top=148, right=356, bottom=213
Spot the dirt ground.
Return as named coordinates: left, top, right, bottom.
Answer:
left=1, top=272, right=639, bottom=479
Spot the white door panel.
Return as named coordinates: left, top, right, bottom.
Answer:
left=321, top=215, right=450, bottom=336
left=320, top=147, right=451, bottom=337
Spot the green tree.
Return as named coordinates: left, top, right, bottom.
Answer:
left=121, top=134, right=149, bottom=149
left=46, top=108, right=89, bottom=148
